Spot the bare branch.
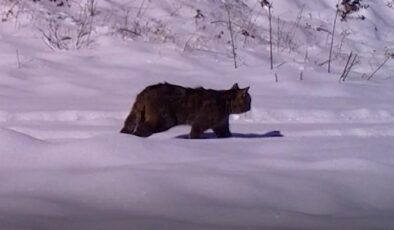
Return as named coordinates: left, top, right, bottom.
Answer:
left=224, top=3, right=238, bottom=69
left=268, top=5, right=273, bottom=70
left=367, top=57, right=391, bottom=80
left=339, top=51, right=353, bottom=82
left=328, top=7, right=339, bottom=73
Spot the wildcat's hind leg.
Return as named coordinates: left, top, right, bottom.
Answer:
left=212, top=117, right=232, bottom=138
left=190, top=119, right=210, bottom=139
left=190, top=126, right=204, bottom=139
left=132, top=121, right=155, bottom=137
left=133, top=114, right=177, bottom=137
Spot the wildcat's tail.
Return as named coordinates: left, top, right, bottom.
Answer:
left=120, top=101, right=145, bottom=135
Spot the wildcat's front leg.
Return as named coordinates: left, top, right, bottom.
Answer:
left=212, top=117, right=232, bottom=138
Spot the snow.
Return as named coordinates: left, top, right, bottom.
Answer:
left=1, top=0, right=394, bottom=229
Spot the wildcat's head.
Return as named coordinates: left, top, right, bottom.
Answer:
left=229, top=83, right=251, bottom=114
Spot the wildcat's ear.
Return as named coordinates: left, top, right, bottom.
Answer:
left=231, top=83, right=240, bottom=89
left=240, top=86, right=250, bottom=97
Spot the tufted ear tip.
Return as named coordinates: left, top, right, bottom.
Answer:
left=242, top=87, right=250, bottom=97
left=231, top=83, right=240, bottom=89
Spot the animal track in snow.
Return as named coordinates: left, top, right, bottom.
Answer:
left=2, top=109, right=394, bottom=140
left=0, top=110, right=125, bottom=122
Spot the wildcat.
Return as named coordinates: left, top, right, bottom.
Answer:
left=120, top=82, right=251, bottom=138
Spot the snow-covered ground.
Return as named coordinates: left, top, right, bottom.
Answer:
left=1, top=0, right=394, bottom=229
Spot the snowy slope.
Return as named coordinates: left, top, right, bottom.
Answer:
left=1, top=0, right=394, bottom=229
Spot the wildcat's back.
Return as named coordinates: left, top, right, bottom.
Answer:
left=120, top=82, right=251, bottom=138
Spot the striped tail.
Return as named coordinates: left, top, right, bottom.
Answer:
left=120, top=102, right=145, bottom=134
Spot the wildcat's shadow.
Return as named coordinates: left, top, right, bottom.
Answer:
left=175, top=130, right=283, bottom=139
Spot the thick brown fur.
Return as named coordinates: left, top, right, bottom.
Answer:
left=120, top=82, right=251, bottom=138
